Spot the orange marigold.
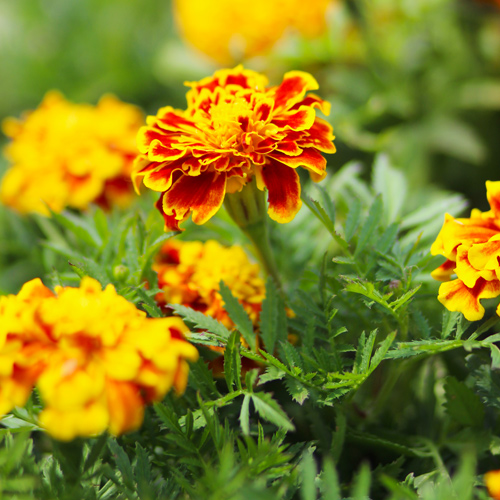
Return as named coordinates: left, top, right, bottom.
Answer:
left=431, top=181, right=500, bottom=321
left=0, top=277, right=198, bottom=440
left=133, top=66, right=335, bottom=231
left=154, top=239, right=265, bottom=328
left=1, top=91, right=143, bottom=215
left=173, top=0, right=333, bottom=64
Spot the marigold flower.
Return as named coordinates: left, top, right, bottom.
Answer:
left=173, top=0, right=332, bottom=64
left=431, top=181, right=500, bottom=321
left=154, top=239, right=265, bottom=328
left=1, top=91, right=143, bottom=215
left=133, top=66, right=335, bottom=231
left=486, top=470, right=500, bottom=499
left=0, top=277, right=198, bottom=440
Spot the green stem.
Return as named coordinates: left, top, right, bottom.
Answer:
left=224, top=178, right=283, bottom=293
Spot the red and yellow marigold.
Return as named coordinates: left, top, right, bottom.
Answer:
left=1, top=91, right=143, bottom=215
left=154, top=239, right=265, bottom=328
left=0, top=277, right=198, bottom=440
left=431, top=181, right=500, bottom=321
left=133, top=66, right=335, bottom=231
left=173, top=0, right=333, bottom=64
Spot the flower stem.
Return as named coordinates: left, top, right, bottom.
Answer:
left=224, top=178, right=283, bottom=293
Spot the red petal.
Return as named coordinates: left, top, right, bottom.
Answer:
left=269, top=148, right=327, bottom=178
left=273, top=71, right=319, bottom=111
left=272, top=107, right=316, bottom=131
left=155, top=194, right=182, bottom=232
left=261, top=159, right=302, bottom=223
left=299, top=118, right=336, bottom=154
left=163, top=171, right=227, bottom=226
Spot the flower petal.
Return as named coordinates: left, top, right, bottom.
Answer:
left=273, top=71, right=319, bottom=111
left=438, top=277, right=500, bottom=322
left=163, top=171, right=227, bottom=227
left=431, top=258, right=456, bottom=282
left=268, top=148, right=327, bottom=178
left=260, top=159, right=301, bottom=223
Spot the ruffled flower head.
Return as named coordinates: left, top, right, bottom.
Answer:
left=154, top=239, right=265, bottom=328
left=0, top=277, right=198, bottom=440
left=174, top=0, right=332, bottom=64
left=431, top=181, right=500, bottom=321
left=1, top=92, right=143, bottom=215
left=133, top=66, right=336, bottom=231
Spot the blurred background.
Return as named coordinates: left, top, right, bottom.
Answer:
left=1, top=0, right=500, bottom=289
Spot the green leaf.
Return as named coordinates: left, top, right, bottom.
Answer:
left=260, top=278, right=280, bottom=354
left=331, top=411, right=346, bottom=464
left=250, top=392, right=295, bottom=431
left=219, top=281, right=256, bottom=351
left=50, top=208, right=103, bottom=249
left=239, top=394, right=251, bottom=436
left=444, top=376, right=484, bottom=427
left=300, top=450, right=317, bottom=500
left=355, top=195, right=383, bottom=257
left=285, top=377, right=309, bottom=405
left=169, top=304, right=231, bottom=343
left=372, top=154, right=408, bottom=225
left=320, top=458, right=341, bottom=499
left=491, top=344, right=500, bottom=370
left=108, top=439, right=135, bottom=491
left=369, top=331, right=396, bottom=374
left=344, top=198, right=362, bottom=242
left=224, top=330, right=242, bottom=392
left=351, top=462, right=371, bottom=500
left=302, top=196, right=349, bottom=251
left=441, top=310, right=462, bottom=340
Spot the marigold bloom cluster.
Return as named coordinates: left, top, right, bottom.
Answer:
left=1, top=92, right=143, bottom=215
left=154, top=239, right=265, bottom=328
left=133, top=66, right=335, bottom=231
left=431, top=181, right=500, bottom=321
left=174, top=0, right=332, bottom=64
left=0, top=277, right=198, bottom=441
left=485, top=470, right=500, bottom=499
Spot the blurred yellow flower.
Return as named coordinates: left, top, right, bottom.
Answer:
left=1, top=92, right=143, bottom=215
left=431, top=181, right=500, bottom=321
left=154, top=239, right=265, bottom=328
left=133, top=66, right=335, bottom=231
left=173, top=0, right=332, bottom=64
left=485, top=470, right=500, bottom=499
left=0, top=277, right=198, bottom=440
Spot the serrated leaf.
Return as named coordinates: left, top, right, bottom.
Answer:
left=219, top=281, right=256, bottom=351
left=224, top=330, right=242, bottom=392
left=108, top=439, right=135, bottom=491
left=375, top=223, right=399, bottom=254
left=285, top=377, right=309, bottom=405
left=169, top=304, right=231, bottom=342
left=369, top=331, right=396, bottom=373
left=344, top=198, right=362, bottom=242
left=355, top=195, right=383, bottom=257
left=351, top=462, right=371, bottom=500
left=441, top=310, right=462, bottom=340
left=250, top=392, right=295, bottom=431
left=444, top=376, right=484, bottom=427
left=258, top=365, right=286, bottom=385
left=390, top=285, right=421, bottom=312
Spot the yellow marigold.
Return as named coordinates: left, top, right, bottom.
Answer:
left=1, top=91, right=143, bottom=215
left=0, top=277, right=198, bottom=441
left=431, top=181, right=500, bottom=321
left=486, top=470, right=500, bottom=499
left=154, top=239, right=265, bottom=328
left=133, top=66, right=335, bottom=231
left=173, top=0, right=332, bottom=64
